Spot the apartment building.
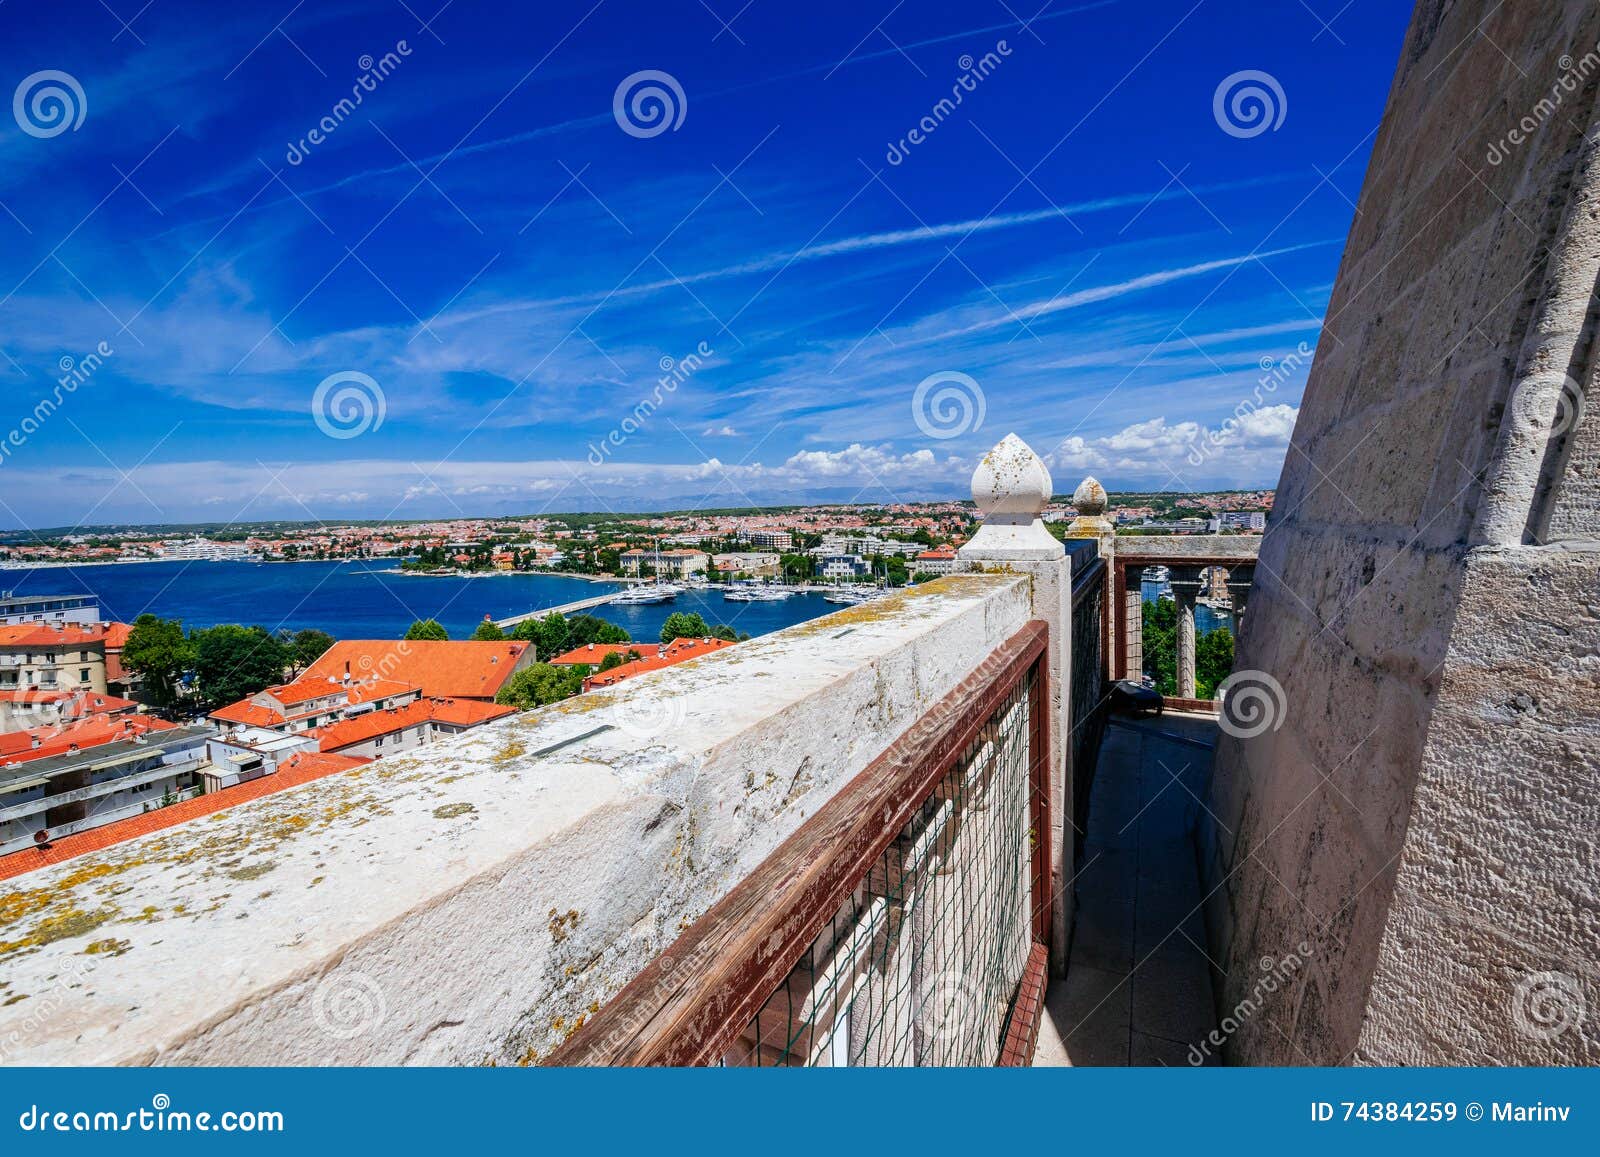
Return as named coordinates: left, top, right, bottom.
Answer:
left=0, top=592, right=101, bottom=626
left=0, top=721, right=214, bottom=854
left=0, top=623, right=111, bottom=695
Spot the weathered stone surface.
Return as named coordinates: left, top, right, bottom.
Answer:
left=0, top=575, right=1032, bottom=1065
left=1205, top=0, right=1600, bottom=1065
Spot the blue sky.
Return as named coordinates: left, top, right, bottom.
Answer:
left=0, top=0, right=1411, bottom=528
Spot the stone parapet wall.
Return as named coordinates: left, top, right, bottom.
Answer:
left=0, top=575, right=1032, bottom=1065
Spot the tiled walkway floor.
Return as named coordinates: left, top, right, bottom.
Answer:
left=1034, top=711, right=1222, bottom=1066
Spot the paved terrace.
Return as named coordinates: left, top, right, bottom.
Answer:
left=1036, top=711, right=1222, bottom=1066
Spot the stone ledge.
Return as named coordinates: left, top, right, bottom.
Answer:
left=1113, top=536, right=1261, bottom=563
left=0, top=574, right=1031, bottom=1065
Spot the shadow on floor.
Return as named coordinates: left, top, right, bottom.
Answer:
left=1034, top=710, right=1223, bottom=1066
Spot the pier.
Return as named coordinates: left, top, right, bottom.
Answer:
left=493, top=589, right=625, bottom=629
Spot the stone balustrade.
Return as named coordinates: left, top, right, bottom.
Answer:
left=1107, top=536, right=1261, bottom=703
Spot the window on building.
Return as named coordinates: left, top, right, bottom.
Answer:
left=79, top=669, right=90, bottom=683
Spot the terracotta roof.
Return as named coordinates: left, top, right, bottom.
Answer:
left=309, top=697, right=513, bottom=752
left=426, top=697, right=516, bottom=727
left=345, top=678, right=416, bottom=705
left=0, top=751, right=371, bottom=882
left=583, top=637, right=735, bottom=690
left=299, top=640, right=529, bottom=699
left=0, top=623, right=111, bottom=648
left=0, top=713, right=177, bottom=765
left=209, top=700, right=287, bottom=728
left=101, top=622, right=133, bottom=649
left=261, top=679, right=348, bottom=707
left=211, top=678, right=417, bottom=728
left=547, top=642, right=640, bottom=666
left=0, top=690, right=139, bottom=715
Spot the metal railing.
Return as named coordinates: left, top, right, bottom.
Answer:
left=551, top=620, right=1052, bottom=1067
left=1069, top=548, right=1110, bottom=845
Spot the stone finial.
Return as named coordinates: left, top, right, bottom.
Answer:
left=958, top=434, right=1063, bottom=562
left=970, top=432, right=1054, bottom=516
left=1072, top=476, right=1107, bottom=517
left=1067, top=474, right=1115, bottom=549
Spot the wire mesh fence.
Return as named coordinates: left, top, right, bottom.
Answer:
left=723, top=671, right=1036, bottom=1066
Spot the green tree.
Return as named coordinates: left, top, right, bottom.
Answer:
left=660, top=611, right=712, bottom=643
left=192, top=624, right=290, bottom=708
left=494, top=663, right=586, bottom=709
left=290, top=629, right=335, bottom=673
left=1140, top=599, right=1178, bottom=695
left=121, top=613, right=194, bottom=710
left=471, top=619, right=506, bottom=641
left=660, top=612, right=744, bottom=645
left=1195, top=626, right=1236, bottom=700
left=511, top=611, right=569, bottom=659
left=596, top=648, right=642, bottom=673
left=404, top=618, right=449, bottom=641
left=1139, top=599, right=1235, bottom=699
left=566, top=614, right=628, bottom=647
left=779, top=552, right=815, bottom=582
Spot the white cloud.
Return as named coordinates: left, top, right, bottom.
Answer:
left=0, top=445, right=971, bottom=527
left=1047, top=404, right=1299, bottom=487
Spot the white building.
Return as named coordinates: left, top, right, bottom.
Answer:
left=204, top=727, right=319, bottom=792
left=619, top=549, right=708, bottom=578
left=0, top=723, right=215, bottom=854
left=1215, top=511, right=1267, bottom=532
left=0, top=593, right=101, bottom=626
left=739, top=529, right=794, bottom=551
left=712, top=552, right=780, bottom=578
left=818, top=554, right=870, bottom=580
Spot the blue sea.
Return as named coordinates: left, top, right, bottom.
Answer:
left=0, top=560, right=838, bottom=644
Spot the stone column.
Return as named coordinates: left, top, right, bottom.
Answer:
left=1168, top=565, right=1204, bottom=699
left=1122, top=565, right=1145, bottom=681
left=957, top=433, right=1073, bottom=973
left=1066, top=476, right=1116, bottom=672
left=1225, top=564, right=1254, bottom=624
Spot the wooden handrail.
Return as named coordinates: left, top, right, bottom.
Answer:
left=550, top=619, right=1051, bottom=1067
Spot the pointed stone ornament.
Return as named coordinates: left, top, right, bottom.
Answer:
left=1067, top=475, right=1114, bottom=542
left=958, top=433, right=1064, bottom=561
left=1072, top=476, right=1107, bottom=516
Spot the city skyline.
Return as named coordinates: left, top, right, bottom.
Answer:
left=0, top=0, right=1407, bottom=526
